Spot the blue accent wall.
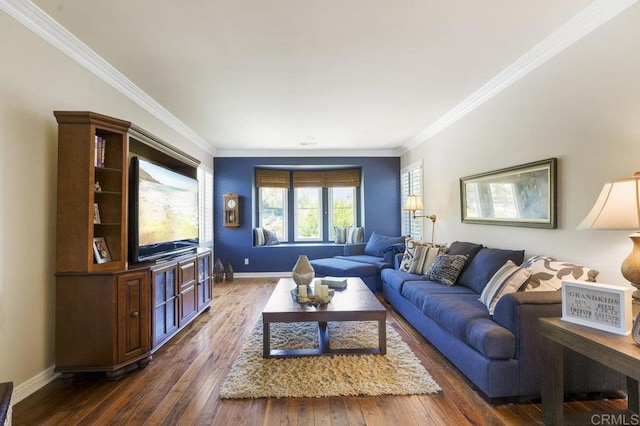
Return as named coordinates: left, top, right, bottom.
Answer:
left=213, top=156, right=401, bottom=272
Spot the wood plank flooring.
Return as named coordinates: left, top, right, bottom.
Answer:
left=13, top=278, right=628, bottom=425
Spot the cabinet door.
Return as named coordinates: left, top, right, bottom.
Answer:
left=179, top=259, right=198, bottom=325
left=117, top=271, right=150, bottom=363
left=151, top=264, right=179, bottom=348
left=197, top=253, right=212, bottom=311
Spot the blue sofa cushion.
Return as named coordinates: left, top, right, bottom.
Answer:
left=457, top=248, right=525, bottom=294
left=310, top=257, right=378, bottom=277
left=446, top=241, right=483, bottom=262
left=334, top=254, right=391, bottom=269
left=364, top=231, right=405, bottom=257
left=380, top=269, right=422, bottom=294
left=401, top=285, right=515, bottom=360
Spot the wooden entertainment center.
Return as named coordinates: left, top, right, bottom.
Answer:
left=54, top=111, right=212, bottom=380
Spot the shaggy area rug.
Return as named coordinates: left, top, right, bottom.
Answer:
left=219, top=320, right=441, bottom=399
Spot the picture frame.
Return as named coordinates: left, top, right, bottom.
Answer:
left=460, top=158, right=557, bottom=228
left=561, top=280, right=633, bottom=335
left=92, top=237, right=112, bottom=264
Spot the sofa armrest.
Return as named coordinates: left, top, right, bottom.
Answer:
left=393, top=253, right=404, bottom=269
left=343, top=243, right=366, bottom=256
left=493, top=291, right=562, bottom=337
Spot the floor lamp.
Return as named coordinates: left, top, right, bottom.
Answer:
left=578, top=173, right=640, bottom=301
left=403, top=195, right=437, bottom=243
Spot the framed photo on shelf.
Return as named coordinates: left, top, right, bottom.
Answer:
left=561, top=280, right=633, bottom=335
left=92, top=237, right=112, bottom=264
left=93, top=203, right=101, bottom=224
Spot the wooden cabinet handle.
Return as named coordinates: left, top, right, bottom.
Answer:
left=131, top=311, right=139, bottom=317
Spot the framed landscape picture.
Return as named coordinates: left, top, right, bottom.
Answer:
left=460, top=158, right=557, bottom=228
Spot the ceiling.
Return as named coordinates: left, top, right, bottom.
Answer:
left=29, top=0, right=602, bottom=154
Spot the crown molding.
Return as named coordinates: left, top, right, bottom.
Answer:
left=402, top=0, right=638, bottom=152
left=214, top=148, right=402, bottom=158
left=0, top=0, right=216, bottom=156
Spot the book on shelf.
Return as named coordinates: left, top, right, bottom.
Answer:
left=94, top=135, right=106, bottom=168
left=93, top=203, right=101, bottom=224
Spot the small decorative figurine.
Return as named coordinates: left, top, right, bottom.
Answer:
left=214, top=258, right=225, bottom=283
left=225, top=262, right=234, bottom=282
left=94, top=181, right=102, bottom=192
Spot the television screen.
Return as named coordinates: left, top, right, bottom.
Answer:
left=130, top=157, right=199, bottom=262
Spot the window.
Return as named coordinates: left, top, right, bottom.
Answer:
left=259, top=187, right=288, bottom=241
left=255, top=167, right=361, bottom=243
left=294, top=187, right=322, bottom=241
left=197, top=167, right=213, bottom=247
left=328, top=187, right=356, bottom=240
left=401, top=161, right=422, bottom=239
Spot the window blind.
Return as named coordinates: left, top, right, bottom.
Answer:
left=255, top=169, right=290, bottom=188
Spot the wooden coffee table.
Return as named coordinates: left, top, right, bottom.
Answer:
left=262, top=277, right=387, bottom=358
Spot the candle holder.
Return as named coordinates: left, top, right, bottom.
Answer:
left=291, top=288, right=334, bottom=307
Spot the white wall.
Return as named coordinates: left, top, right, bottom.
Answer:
left=0, top=13, right=212, bottom=400
left=402, top=4, right=640, bottom=285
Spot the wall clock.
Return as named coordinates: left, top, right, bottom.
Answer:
left=223, top=192, right=240, bottom=228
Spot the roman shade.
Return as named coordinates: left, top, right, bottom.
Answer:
left=255, top=169, right=290, bottom=188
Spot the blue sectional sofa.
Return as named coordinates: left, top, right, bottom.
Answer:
left=382, top=240, right=625, bottom=400
left=310, top=231, right=405, bottom=292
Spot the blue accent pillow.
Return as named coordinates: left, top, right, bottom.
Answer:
left=457, top=247, right=525, bottom=294
left=364, top=231, right=405, bottom=257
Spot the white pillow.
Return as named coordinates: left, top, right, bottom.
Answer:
left=346, top=226, right=364, bottom=243
left=400, top=238, right=446, bottom=274
left=254, top=227, right=266, bottom=246
left=479, top=260, right=531, bottom=315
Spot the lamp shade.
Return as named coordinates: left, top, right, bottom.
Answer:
left=577, top=173, right=640, bottom=230
left=403, top=195, right=424, bottom=211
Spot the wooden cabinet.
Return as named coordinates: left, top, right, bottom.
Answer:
left=55, top=270, right=151, bottom=380
left=54, top=111, right=213, bottom=379
left=179, top=259, right=198, bottom=325
left=150, top=263, right=179, bottom=348
left=197, top=252, right=213, bottom=311
left=55, top=111, right=129, bottom=273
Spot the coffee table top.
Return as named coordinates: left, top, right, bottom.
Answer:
left=262, top=277, right=385, bottom=320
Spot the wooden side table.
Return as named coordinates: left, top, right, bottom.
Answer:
left=539, top=317, right=640, bottom=425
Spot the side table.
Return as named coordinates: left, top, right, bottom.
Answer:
left=539, top=317, right=640, bottom=425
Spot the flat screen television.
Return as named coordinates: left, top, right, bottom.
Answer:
left=129, top=157, right=199, bottom=263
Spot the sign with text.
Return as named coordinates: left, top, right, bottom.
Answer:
left=562, top=280, right=633, bottom=335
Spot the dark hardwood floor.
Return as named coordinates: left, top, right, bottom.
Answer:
left=13, top=278, right=627, bottom=425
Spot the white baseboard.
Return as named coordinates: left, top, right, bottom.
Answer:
left=233, top=272, right=291, bottom=278
left=12, top=366, right=59, bottom=405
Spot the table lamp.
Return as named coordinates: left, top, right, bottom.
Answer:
left=403, top=195, right=437, bottom=243
left=577, top=173, right=640, bottom=300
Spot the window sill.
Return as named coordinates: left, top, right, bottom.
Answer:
left=253, top=242, right=345, bottom=248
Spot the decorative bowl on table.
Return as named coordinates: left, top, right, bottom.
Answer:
left=291, top=288, right=335, bottom=307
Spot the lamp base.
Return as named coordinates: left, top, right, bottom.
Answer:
left=621, top=233, right=640, bottom=303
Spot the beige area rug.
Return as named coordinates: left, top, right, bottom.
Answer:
left=219, top=320, right=441, bottom=399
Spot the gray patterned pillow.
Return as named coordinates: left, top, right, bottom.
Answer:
left=263, top=228, right=280, bottom=246
left=521, top=255, right=598, bottom=291
left=400, top=238, right=447, bottom=274
left=422, top=253, right=468, bottom=286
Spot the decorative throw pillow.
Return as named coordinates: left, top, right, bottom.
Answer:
left=422, top=253, right=468, bottom=286
left=520, top=255, right=599, bottom=291
left=263, top=228, right=280, bottom=246
left=254, top=228, right=266, bottom=246
left=334, top=227, right=347, bottom=244
left=400, top=238, right=447, bottom=274
left=364, top=231, right=405, bottom=257
left=346, top=226, right=364, bottom=243
left=479, top=260, right=532, bottom=315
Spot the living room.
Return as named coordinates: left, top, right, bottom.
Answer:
left=1, top=0, right=640, bottom=424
